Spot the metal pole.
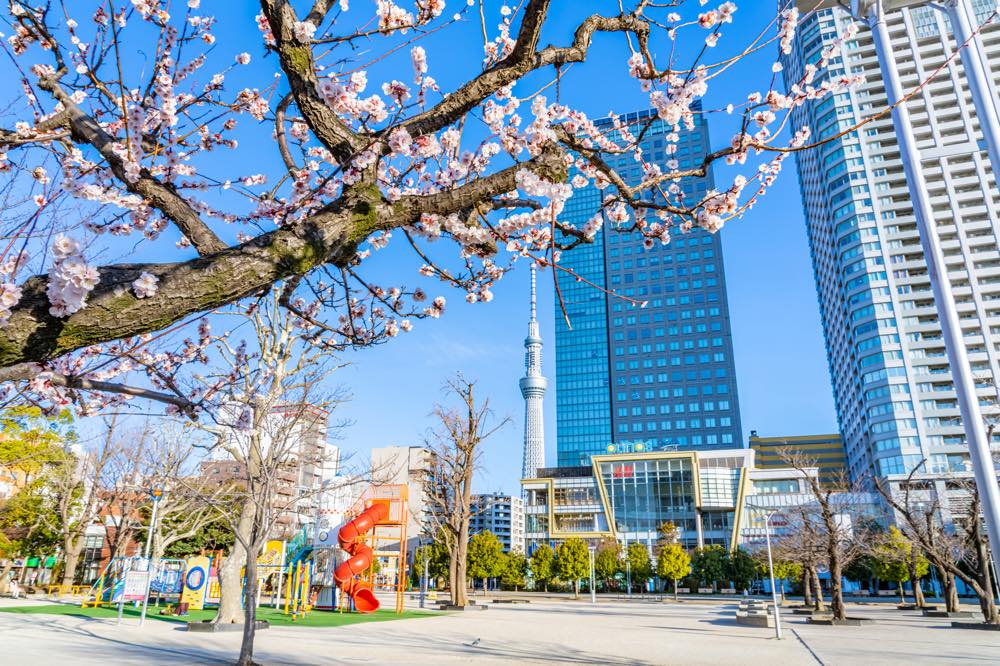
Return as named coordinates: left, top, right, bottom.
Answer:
left=866, top=0, right=1000, bottom=571
left=420, top=545, right=428, bottom=609
left=589, top=548, right=596, bottom=604
left=942, top=0, right=1000, bottom=175
left=275, top=541, right=285, bottom=610
left=626, top=560, right=632, bottom=599
left=116, top=559, right=127, bottom=625
left=139, top=492, right=161, bottom=626
left=762, top=511, right=782, bottom=641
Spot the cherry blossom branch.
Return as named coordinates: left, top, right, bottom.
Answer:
left=0, top=362, right=196, bottom=413
left=260, top=0, right=364, bottom=165
left=392, top=6, right=649, bottom=140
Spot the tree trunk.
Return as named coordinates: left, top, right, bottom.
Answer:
left=973, top=537, right=999, bottom=624
left=237, top=538, right=261, bottom=666
left=543, top=581, right=548, bottom=593
left=0, top=560, right=13, bottom=595
left=829, top=555, right=845, bottom=621
left=447, top=547, right=457, bottom=603
left=898, top=584, right=905, bottom=603
left=913, top=578, right=925, bottom=607
left=573, top=579, right=579, bottom=600
left=802, top=568, right=813, bottom=607
left=214, top=500, right=253, bottom=625
left=453, top=539, right=468, bottom=607
left=780, top=579, right=786, bottom=602
left=811, top=567, right=825, bottom=612
left=942, top=569, right=959, bottom=612
left=60, top=536, right=83, bottom=587
left=673, top=578, right=679, bottom=601
left=908, top=552, right=926, bottom=607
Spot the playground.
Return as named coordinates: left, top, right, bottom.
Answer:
left=61, top=484, right=412, bottom=626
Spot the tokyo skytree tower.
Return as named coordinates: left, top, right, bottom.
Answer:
left=519, top=264, right=547, bottom=479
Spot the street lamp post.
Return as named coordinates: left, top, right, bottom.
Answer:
left=419, top=542, right=429, bottom=609
left=626, top=559, right=632, bottom=599
left=588, top=546, right=596, bottom=604
left=139, top=487, right=163, bottom=626
left=752, top=506, right=783, bottom=641
left=856, top=0, right=1000, bottom=587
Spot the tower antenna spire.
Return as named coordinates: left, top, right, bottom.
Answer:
left=530, top=263, right=537, bottom=323
left=520, top=263, right=547, bottom=481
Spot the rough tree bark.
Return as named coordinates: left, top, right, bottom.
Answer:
left=60, top=536, right=83, bottom=587
left=811, top=568, right=825, bottom=612
left=802, top=568, right=813, bottom=607
left=943, top=571, right=960, bottom=613
left=908, top=550, right=926, bottom=608
left=214, top=500, right=254, bottom=625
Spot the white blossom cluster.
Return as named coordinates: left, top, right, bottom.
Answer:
left=46, top=235, right=100, bottom=317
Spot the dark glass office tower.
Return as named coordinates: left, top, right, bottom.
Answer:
left=554, top=105, right=743, bottom=467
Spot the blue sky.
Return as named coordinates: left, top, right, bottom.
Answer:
left=5, top=3, right=839, bottom=494
left=318, top=2, right=840, bottom=494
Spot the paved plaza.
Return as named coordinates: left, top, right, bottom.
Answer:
left=2, top=595, right=998, bottom=665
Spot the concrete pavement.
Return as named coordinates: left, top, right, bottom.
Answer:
left=1, top=596, right=997, bottom=665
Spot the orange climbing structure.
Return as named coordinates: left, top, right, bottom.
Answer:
left=334, top=484, right=408, bottom=614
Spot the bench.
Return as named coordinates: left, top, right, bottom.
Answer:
left=735, top=600, right=775, bottom=628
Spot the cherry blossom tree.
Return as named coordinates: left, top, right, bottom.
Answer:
left=0, top=0, right=904, bottom=414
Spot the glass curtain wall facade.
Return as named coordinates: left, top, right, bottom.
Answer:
left=783, top=2, right=1000, bottom=514
left=555, top=105, right=743, bottom=467
left=599, top=457, right=698, bottom=546
left=522, top=449, right=752, bottom=554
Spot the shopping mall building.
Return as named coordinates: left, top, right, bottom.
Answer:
left=522, top=447, right=881, bottom=554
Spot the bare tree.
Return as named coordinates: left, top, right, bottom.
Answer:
left=775, top=508, right=827, bottom=612
left=179, top=289, right=350, bottom=666
left=143, top=427, right=232, bottom=566
left=779, top=449, right=871, bottom=621
left=100, top=426, right=153, bottom=562
left=424, top=375, right=508, bottom=608
left=876, top=465, right=998, bottom=624
left=40, top=418, right=119, bottom=586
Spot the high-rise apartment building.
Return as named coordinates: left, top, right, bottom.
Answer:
left=470, top=494, right=525, bottom=553
left=370, top=445, right=436, bottom=550
left=783, top=1, right=1000, bottom=507
left=555, top=105, right=743, bottom=467
left=207, top=404, right=339, bottom=537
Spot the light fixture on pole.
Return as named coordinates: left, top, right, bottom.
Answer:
left=748, top=503, right=782, bottom=640
left=139, top=486, right=164, bottom=626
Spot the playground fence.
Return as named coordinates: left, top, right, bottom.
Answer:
left=46, top=584, right=89, bottom=599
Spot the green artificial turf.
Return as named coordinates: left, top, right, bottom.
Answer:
left=0, top=602, right=433, bottom=627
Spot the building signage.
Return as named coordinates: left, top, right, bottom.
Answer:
left=612, top=464, right=634, bottom=479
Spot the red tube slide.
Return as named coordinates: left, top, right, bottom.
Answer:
left=333, top=502, right=389, bottom=613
